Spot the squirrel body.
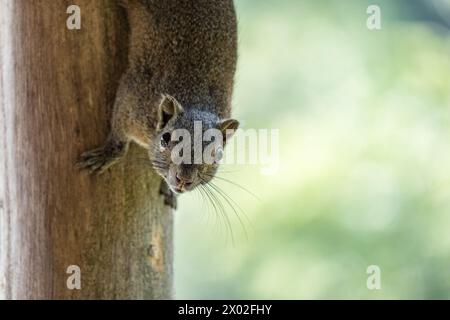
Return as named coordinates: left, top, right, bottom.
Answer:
left=77, top=0, right=240, bottom=208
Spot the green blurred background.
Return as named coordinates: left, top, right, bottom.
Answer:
left=175, top=0, right=450, bottom=299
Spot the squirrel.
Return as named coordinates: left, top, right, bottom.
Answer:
left=76, top=0, right=240, bottom=209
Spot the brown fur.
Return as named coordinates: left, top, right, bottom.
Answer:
left=116, top=0, right=237, bottom=145
left=77, top=0, right=238, bottom=207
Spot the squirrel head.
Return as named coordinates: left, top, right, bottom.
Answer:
left=151, top=94, right=239, bottom=194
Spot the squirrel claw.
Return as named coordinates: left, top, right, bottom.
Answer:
left=159, top=181, right=177, bottom=210
left=76, top=147, right=118, bottom=175
left=76, top=139, right=127, bottom=175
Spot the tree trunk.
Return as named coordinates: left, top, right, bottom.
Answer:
left=0, top=0, right=173, bottom=300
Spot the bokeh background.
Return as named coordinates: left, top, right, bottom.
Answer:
left=175, top=0, right=450, bottom=299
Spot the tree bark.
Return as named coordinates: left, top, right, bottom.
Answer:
left=0, top=0, right=173, bottom=300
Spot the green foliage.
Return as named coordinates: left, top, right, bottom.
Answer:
left=175, top=0, right=450, bottom=299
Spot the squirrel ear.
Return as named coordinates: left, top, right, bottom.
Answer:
left=219, top=119, right=240, bottom=142
left=157, top=94, right=183, bottom=131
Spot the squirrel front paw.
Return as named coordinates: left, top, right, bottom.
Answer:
left=76, top=140, right=127, bottom=175
left=159, top=181, right=178, bottom=210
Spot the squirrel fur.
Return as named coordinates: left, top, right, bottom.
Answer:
left=77, top=0, right=240, bottom=209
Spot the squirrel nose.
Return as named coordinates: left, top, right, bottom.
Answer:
left=176, top=173, right=193, bottom=188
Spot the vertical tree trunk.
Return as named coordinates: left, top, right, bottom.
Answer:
left=0, top=0, right=173, bottom=300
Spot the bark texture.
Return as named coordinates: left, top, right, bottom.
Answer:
left=0, top=0, right=173, bottom=300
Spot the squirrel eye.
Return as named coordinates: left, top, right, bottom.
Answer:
left=215, top=146, right=224, bottom=162
left=161, top=132, right=171, bottom=148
